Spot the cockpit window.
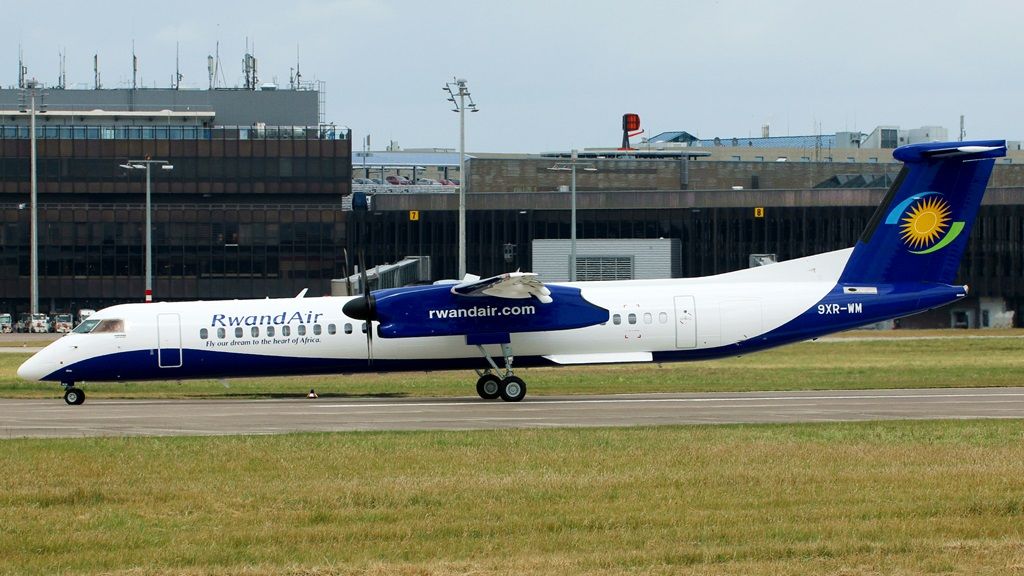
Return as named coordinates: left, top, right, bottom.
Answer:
left=74, top=319, right=125, bottom=334
left=72, top=319, right=100, bottom=334
left=92, top=319, right=125, bottom=333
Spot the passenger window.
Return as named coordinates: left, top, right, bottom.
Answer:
left=612, top=314, right=621, bottom=325
left=200, top=328, right=208, bottom=339
left=313, top=324, right=322, bottom=335
left=234, top=327, right=243, bottom=338
left=251, top=327, right=259, bottom=338
left=344, top=323, right=353, bottom=334
left=92, top=319, right=125, bottom=333
left=217, top=327, right=226, bottom=339
left=267, top=326, right=275, bottom=337
left=643, top=312, right=653, bottom=325
left=282, top=325, right=291, bottom=337
left=659, top=312, right=668, bottom=324
left=328, top=324, right=336, bottom=335
left=298, top=325, right=306, bottom=336
left=628, top=313, right=637, bottom=325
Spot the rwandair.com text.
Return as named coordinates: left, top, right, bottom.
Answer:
left=428, top=305, right=536, bottom=319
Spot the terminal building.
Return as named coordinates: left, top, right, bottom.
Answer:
left=0, top=80, right=350, bottom=314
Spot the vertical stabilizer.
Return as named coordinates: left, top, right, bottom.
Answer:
left=839, top=140, right=1006, bottom=285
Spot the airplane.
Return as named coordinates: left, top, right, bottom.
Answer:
left=17, top=139, right=1007, bottom=406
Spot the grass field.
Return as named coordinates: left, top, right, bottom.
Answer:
left=2, top=420, right=1024, bottom=575
left=2, top=330, right=1023, bottom=399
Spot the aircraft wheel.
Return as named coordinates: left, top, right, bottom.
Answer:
left=63, top=387, right=85, bottom=406
left=499, top=376, right=527, bottom=402
left=476, top=374, right=502, bottom=400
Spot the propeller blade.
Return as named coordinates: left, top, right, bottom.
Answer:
left=359, top=250, right=373, bottom=365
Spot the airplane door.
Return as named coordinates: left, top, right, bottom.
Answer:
left=157, top=313, right=183, bottom=368
left=674, top=296, right=697, bottom=348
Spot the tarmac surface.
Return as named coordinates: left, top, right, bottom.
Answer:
left=2, top=387, right=1024, bottom=438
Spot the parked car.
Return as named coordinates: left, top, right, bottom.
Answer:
left=385, top=175, right=413, bottom=185
left=352, top=178, right=375, bottom=184
left=29, top=313, right=50, bottom=333
left=437, top=178, right=457, bottom=186
left=449, top=178, right=461, bottom=185
left=52, top=313, right=74, bottom=334
left=0, top=313, right=11, bottom=333
left=415, top=178, right=441, bottom=185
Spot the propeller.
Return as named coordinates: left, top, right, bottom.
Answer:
left=342, top=250, right=377, bottom=364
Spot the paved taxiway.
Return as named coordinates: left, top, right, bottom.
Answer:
left=2, top=387, right=1024, bottom=438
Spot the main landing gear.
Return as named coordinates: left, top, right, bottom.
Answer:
left=474, top=344, right=527, bottom=402
left=62, top=382, right=85, bottom=406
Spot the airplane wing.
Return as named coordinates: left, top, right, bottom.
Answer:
left=450, top=272, right=553, bottom=304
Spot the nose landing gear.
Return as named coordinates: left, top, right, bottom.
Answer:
left=62, top=382, right=85, bottom=406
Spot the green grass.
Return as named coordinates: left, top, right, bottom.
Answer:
left=2, top=332, right=1024, bottom=399
left=2, top=420, right=1024, bottom=575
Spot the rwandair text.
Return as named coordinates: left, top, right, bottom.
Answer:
left=211, top=311, right=325, bottom=327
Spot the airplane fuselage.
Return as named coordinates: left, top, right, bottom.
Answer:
left=19, top=248, right=965, bottom=385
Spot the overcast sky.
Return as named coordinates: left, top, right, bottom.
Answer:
left=3, top=0, right=1021, bottom=152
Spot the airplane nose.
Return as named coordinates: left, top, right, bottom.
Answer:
left=17, top=354, right=46, bottom=381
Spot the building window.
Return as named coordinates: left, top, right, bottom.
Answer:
left=881, top=128, right=898, bottom=148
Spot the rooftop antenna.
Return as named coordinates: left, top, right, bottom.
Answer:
left=174, top=42, right=183, bottom=90
left=18, top=45, right=26, bottom=89
left=959, top=115, right=966, bottom=142
left=208, top=41, right=225, bottom=89
left=131, top=40, right=138, bottom=90
left=93, top=54, right=101, bottom=89
left=243, top=37, right=258, bottom=90
left=295, top=44, right=302, bottom=88
left=57, top=49, right=66, bottom=89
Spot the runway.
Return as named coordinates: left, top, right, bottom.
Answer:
left=2, top=387, right=1024, bottom=438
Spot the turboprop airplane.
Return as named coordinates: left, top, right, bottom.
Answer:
left=18, top=140, right=1007, bottom=405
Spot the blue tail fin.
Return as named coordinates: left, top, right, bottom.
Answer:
left=838, top=140, right=1006, bottom=285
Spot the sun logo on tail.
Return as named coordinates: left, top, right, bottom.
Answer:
left=900, top=196, right=951, bottom=250
left=883, top=192, right=966, bottom=254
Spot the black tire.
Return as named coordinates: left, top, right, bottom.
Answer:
left=499, top=376, right=527, bottom=402
left=476, top=374, right=502, bottom=400
left=64, top=387, right=85, bottom=406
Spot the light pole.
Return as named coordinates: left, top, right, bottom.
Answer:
left=548, top=150, right=596, bottom=282
left=443, top=78, right=478, bottom=279
left=119, top=159, right=174, bottom=302
left=19, top=83, right=44, bottom=315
